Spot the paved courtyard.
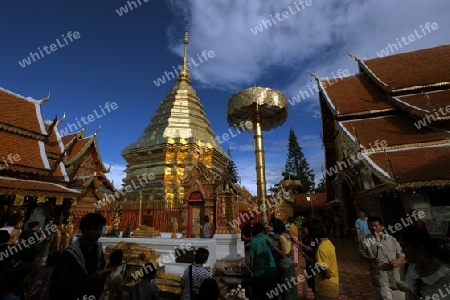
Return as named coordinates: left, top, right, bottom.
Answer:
left=297, top=237, right=381, bottom=300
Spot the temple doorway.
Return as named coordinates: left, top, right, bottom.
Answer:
left=187, top=191, right=204, bottom=238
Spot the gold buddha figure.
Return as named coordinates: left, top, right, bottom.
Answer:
left=60, top=215, right=74, bottom=251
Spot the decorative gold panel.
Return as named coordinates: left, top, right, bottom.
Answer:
left=191, top=204, right=201, bottom=238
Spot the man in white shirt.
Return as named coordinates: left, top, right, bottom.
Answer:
left=360, top=216, right=405, bottom=300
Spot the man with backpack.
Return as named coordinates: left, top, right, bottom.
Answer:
left=180, top=248, right=211, bottom=300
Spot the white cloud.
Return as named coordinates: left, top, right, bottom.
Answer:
left=105, top=163, right=126, bottom=189
left=165, top=0, right=450, bottom=105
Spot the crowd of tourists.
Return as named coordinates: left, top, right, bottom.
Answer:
left=240, top=209, right=450, bottom=300
left=0, top=212, right=220, bottom=300
left=1, top=209, right=449, bottom=300
left=241, top=215, right=338, bottom=300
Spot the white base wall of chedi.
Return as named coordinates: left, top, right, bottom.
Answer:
left=214, top=234, right=245, bottom=261
left=98, top=237, right=217, bottom=275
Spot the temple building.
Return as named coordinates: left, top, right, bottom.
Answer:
left=0, top=88, right=115, bottom=231
left=317, top=44, right=450, bottom=236
left=121, top=29, right=229, bottom=237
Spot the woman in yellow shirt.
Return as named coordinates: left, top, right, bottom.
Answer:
left=288, top=217, right=299, bottom=269
left=309, top=218, right=339, bottom=300
left=268, top=219, right=299, bottom=300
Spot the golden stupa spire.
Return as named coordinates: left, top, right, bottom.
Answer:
left=176, top=26, right=191, bottom=84
left=182, top=26, right=189, bottom=74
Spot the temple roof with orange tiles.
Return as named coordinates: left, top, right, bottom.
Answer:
left=317, top=44, right=450, bottom=192
left=0, top=87, right=115, bottom=206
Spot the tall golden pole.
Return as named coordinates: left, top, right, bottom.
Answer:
left=253, top=103, right=268, bottom=221
left=227, top=87, right=287, bottom=223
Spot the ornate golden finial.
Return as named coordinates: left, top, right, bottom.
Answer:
left=181, top=26, right=189, bottom=76
left=184, top=25, right=189, bottom=45
left=106, top=163, right=112, bottom=173
left=307, top=70, right=319, bottom=80
left=39, top=92, right=50, bottom=106
left=347, top=52, right=361, bottom=61
left=46, top=115, right=58, bottom=136
left=76, top=126, right=85, bottom=139
left=56, top=111, right=66, bottom=128
left=94, top=125, right=101, bottom=136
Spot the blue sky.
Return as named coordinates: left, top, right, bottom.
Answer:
left=1, top=1, right=449, bottom=195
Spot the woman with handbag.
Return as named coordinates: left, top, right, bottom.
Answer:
left=268, top=218, right=299, bottom=300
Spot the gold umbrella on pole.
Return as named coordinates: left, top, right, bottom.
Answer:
left=227, top=87, right=287, bottom=221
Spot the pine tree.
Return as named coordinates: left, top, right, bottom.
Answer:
left=227, top=148, right=240, bottom=184
left=283, top=128, right=315, bottom=193
left=315, top=177, right=326, bottom=193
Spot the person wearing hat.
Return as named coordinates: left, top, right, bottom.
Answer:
left=241, top=215, right=255, bottom=268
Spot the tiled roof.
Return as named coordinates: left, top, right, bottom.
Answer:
left=320, top=73, right=397, bottom=117
left=293, top=193, right=327, bottom=211
left=339, top=115, right=450, bottom=151
left=61, top=132, right=78, bottom=146
left=364, top=145, right=450, bottom=186
left=391, top=89, right=450, bottom=120
left=44, top=122, right=65, bottom=156
left=0, top=88, right=47, bottom=136
left=48, top=160, right=69, bottom=182
left=65, top=137, right=92, bottom=162
left=0, top=131, right=50, bottom=171
left=360, top=45, right=450, bottom=93
left=0, top=176, right=80, bottom=195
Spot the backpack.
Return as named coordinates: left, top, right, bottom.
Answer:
left=27, top=266, right=54, bottom=300
left=189, top=265, right=199, bottom=300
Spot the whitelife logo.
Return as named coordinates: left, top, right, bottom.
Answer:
left=0, top=223, right=58, bottom=261
left=58, top=102, right=118, bottom=136
left=18, top=31, right=81, bottom=68
left=414, top=104, right=450, bottom=130
left=153, top=50, right=215, bottom=87
left=376, top=22, right=438, bottom=57
left=250, top=0, right=313, bottom=35
left=0, top=154, right=20, bottom=171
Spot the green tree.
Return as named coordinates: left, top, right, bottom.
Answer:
left=227, top=147, right=240, bottom=184
left=315, top=177, right=326, bottom=193
left=283, top=128, right=315, bottom=193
